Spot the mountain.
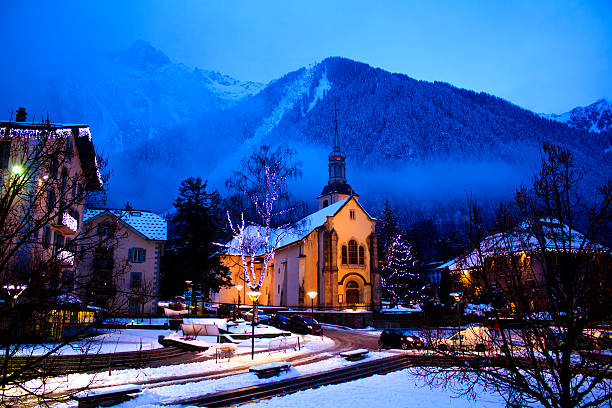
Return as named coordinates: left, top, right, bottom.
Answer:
left=1, top=44, right=609, bottom=222
left=0, top=41, right=264, bottom=152
left=541, top=99, right=612, bottom=133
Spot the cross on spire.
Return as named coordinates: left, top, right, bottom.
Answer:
left=332, top=101, right=341, bottom=153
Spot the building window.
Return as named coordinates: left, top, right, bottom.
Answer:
left=0, top=141, right=10, bottom=169
left=359, top=246, right=365, bottom=265
left=341, top=245, right=348, bottom=264
left=47, top=189, right=56, bottom=211
left=42, top=225, right=51, bottom=249
left=348, top=240, right=358, bottom=264
left=323, top=200, right=329, bottom=208
left=53, top=231, right=64, bottom=255
left=130, top=272, right=142, bottom=290
left=349, top=210, right=355, bottom=220
left=129, top=248, right=146, bottom=263
left=98, top=222, right=113, bottom=237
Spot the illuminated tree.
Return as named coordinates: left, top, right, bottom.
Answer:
left=379, top=233, right=423, bottom=305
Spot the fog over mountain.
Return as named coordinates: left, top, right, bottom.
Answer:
left=1, top=42, right=609, bottom=227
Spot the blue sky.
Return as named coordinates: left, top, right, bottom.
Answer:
left=1, top=0, right=610, bottom=112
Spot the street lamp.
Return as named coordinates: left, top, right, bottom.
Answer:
left=246, top=291, right=261, bottom=360
left=184, top=280, right=192, bottom=316
left=307, top=291, right=318, bottom=335
left=10, top=164, right=23, bottom=175
left=235, top=284, right=243, bottom=309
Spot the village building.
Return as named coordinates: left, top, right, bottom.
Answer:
left=0, top=109, right=103, bottom=338
left=82, top=209, right=167, bottom=315
left=215, top=117, right=382, bottom=310
left=439, top=218, right=610, bottom=309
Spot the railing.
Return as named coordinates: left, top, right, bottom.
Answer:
left=54, top=211, right=78, bottom=234
left=58, top=250, right=74, bottom=266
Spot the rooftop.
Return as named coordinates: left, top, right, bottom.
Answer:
left=84, top=209, right=167, bottom=241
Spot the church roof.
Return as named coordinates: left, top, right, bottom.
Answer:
left=84, top=208, right=167, bottom=241
left=320, top=181, right=356, bottom=197
left=223, top=196, right=375, bottom=256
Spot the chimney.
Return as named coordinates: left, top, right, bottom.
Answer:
left=15, top=107, right=27, bottom=122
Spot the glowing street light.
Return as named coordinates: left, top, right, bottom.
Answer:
left=307, top=291, right=318, bottom=335
left=10, top=164, right=23, bottom=175
left=235, top=284, right=244, bottom=306
left=246, top=291, right=261, bottom=359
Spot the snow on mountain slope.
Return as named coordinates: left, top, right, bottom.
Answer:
left=542, top=99, right=612, bottom=133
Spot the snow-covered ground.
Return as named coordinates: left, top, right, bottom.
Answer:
left=15, top=329, right=171, bottom=356
left=12, top=331, right=335, bottom=404
left=237, top=368, right=517, bottom=408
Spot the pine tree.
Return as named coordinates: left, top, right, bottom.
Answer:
left=379, top=233, right=424, bottom=305
left=161, top=177, right=230, bottom=305
left=376, top=200, right=400, bottom=260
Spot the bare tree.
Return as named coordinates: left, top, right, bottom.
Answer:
left=420, top=144, right=612, bottom=408
left=0, top=118, right=127, bottom=406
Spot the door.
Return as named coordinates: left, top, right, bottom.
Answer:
left=345, top=281, right=359, bottom=305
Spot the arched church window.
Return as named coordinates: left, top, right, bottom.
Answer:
left=341, top=245, right=347, bottom=264
left=348, top=240, right=358, bottom=264
left=359, top=246, right=365, bottom=265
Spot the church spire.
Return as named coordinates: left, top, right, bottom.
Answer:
left=328, top=101, right=346, bottom=184
left=333, top=101, right=341, bottom=155
left=317, top=102, right=357, bottom=209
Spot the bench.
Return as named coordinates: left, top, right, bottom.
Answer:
left=71, top=384, right=142, bottom=408
left=249, top=361, right=291, bottom=378
left=339, top=348, right=369, bottom=361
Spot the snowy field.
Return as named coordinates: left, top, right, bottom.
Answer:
left=234, top=368, right=519, bottom=408
left=15, top=332, right=336, bottom=405
left=15, top=329, right=172, bottom=356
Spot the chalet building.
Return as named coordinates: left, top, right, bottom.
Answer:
left=440, top=218, right=610, bottom=309
left=82, top=209, right=167, bottom=315
left=0, top=109, right=102, bottom=339
left=215, top=116, right=382, bottom=310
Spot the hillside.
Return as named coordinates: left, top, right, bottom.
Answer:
left=1, top=44, right=609, bottom=219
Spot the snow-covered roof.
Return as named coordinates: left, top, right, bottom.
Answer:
left=84, top=209, right=167, bottom=241
left=441, top=218, right=607, bottom=271
left=224, top=196, right=373, bottom=256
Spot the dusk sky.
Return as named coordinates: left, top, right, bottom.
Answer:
left=1, top=0, right=611, bottom=113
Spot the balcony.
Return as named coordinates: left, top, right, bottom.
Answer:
left=58, top=250, right=74, bottom=267
left=53, top=212, right=78, bottom=235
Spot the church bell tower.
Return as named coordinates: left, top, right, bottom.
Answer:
left=317, top=103, right=358, bottom=209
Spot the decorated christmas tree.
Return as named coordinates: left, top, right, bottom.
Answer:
left=379, top=233, right=424, bottom=306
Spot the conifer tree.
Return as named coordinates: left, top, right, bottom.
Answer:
left=161, top=177, right=230, bottom=305
left=376, top=200, right=400, bottom=259
left=379, top=233, right=424, bottom=305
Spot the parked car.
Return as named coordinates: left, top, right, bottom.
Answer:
left=594, top=330, right=612, bottom=350
left=217, top=303, right=240, bottom=319
left=435, top=325, right=492, bottom=352
left=289, top=315, right=322, bottom=335
left=378, top=329, right=423, bottom=350
left=243, top=309, right=270, bottom=324
left=544, top=332, right=596, bottom=352
left=268, top=313, right=290, bottom=330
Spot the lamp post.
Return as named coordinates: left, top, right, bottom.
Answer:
left=235, top=284, right=243, bottom=321
left=184, top=280, right=192, bottom=316
left=307, top=291, right=317, bottom=335
left=246, top=291, right=261, bottom=360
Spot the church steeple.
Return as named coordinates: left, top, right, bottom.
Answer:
left=328, top=102, right=346, bottom=184
left=318, top=102, right=358, bottom=209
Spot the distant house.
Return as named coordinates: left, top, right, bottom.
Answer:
left=82, top=209, right=167, bottom=315
left=214, top=117, right=382, bottom=309
left=440, top=218, right=610, bottom=308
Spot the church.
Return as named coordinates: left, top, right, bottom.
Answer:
left=215, top=119, right=381, bottom=310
